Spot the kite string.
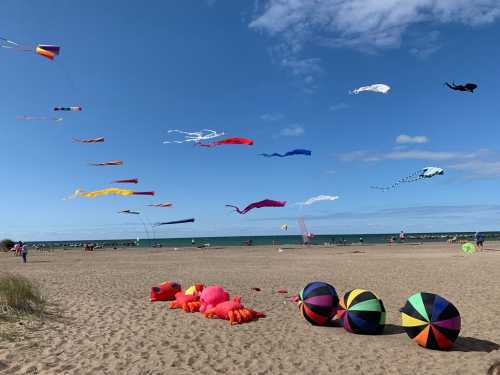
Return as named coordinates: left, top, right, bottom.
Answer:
left=370, top=170, right=423, bottom=191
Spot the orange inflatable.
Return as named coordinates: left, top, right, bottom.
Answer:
left=150, top=281, right=181, bottom=302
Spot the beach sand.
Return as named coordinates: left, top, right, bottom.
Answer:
left=1, top=242, right=499, bottom=374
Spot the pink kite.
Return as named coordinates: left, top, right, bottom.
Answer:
left=197, top=137, right=253, bottom=147
left=226, top=199, right=286, bottom=214
left=199, top=285, right=230, bottom=313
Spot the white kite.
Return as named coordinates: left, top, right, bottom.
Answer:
left=17, top=115, right=63, bottom=123
left=371, top=167, right=444, bottom=191
left=299, top=195, right=339, bottom=206
left=350, top=84, right=391, bottom=95
left=163, top=129, right=224, bottom=144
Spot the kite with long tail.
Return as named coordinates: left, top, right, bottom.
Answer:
left=226, top=199, right=286, bottom=214
left=90, top=160, right=123, bottom=166
left=197, top=137, right=253, bottom=147
left=66, top=188, right=154, bottom=199
left=118, top=210, right=140, bottom=215
left=260, top=149, right=311, bottom=158
left=444, top=82, right=478, bottom=93
left=0, top=37, right=60, bottom=60
left=54, top=106, right=82, bottom=112
left=350, top=84, right=391, bottom=95
left=370, top=167, right=444, bottom=191
left=154, top=218, right=195, bottom=226
left=74, top=137, right=104, bottom=143
left=113, top=178, right=139, bottom=184
left=163, top=129, right=224, bottom=144
left=147, top=203, right=173, bottom=208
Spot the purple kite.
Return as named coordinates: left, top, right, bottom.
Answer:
left=226, top=199, right=286, bottom=214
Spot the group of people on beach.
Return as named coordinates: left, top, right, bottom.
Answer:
left=12, top=241, right=28, bottom=263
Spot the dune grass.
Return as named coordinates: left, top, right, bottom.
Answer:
left=0, top=273, right=45, bottom=320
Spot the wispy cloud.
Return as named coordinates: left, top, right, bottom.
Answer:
left=279, top=124, right=304, bottom=136
left=448, top=160, right=500, bottom=179
left=338, top=149, right=485, bottom=162
left=408, top=30, right=442, bottom=59
left=396, top=134, right=429, bottom=144
left=260, top=112, right=284, bottom=122
left=250, top=1, right=500, bottom=52
left=329, top=102, right=349, bottom=112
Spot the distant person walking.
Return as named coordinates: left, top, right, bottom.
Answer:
left=20, top=242, right=28, bottom=263
left=13, top=241, right=21, bottom=256
left=399, top=231, right=406, bottom=243
left=475, top=231, right=485, bottom=252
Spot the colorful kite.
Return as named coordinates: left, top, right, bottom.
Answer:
left=0, top=37, right=60, bottom=60
left=74, top=137, right=104, bottom=143
left=226, top=199, right=286, bottom=214
left=54, top=106, right=82, bottom=112
left=299, top=195, right=339, bottom=206
left=17, top=115, right=63, bottom=123
left=197, top=137, right=254, bottom=147
left=147, top=203, right=173, bottom=208
left=90, top=160, right=123, bottom=167
left=445, top=82, right=477, bottom=93
left=118, top=210, right=140, bottom=215
left=371, top=167, right=444, bottom=191
left=67, top=188, right=154, bottom=199
left=260, top=149, right=311, bottom=158
left=350, top=84, right=391, bottom=95
left=113, top=178, right=138, bottom=184
left=154, top=218, right=195, bottom=226
left=163, top=129, right=224, bottom=144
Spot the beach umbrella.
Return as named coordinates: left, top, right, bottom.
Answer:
left=400, top=292, right=461, bottom=350
left=299, top=281, right=338, bottom=325
left=462, top=242, right=476, bottom=254
left=337, top=289, right=386, bottom=334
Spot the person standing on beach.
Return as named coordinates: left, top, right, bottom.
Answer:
left=20, top=242, right=28, bottom=263
left=475, top=231, right=485, bottom=251
left=13, top=241, right=21, bottom=256
left=399, top=231, right=406, bottom=243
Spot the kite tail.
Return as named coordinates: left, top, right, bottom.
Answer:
left=260, top=153, right=283, bottom=158
left=370, top=170, right=423, bottom=191
left=195, top=142, right=214, bottom=148
left=133, top=191, right=155, bottom=196
left=225, top=204, right=244, bottom=214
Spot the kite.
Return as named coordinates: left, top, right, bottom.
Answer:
left=260, top=149, right=311, bottom=158
left=113, top=178, right=139, bottom=184
left=67, top=188, right=154, bottom=199
left=118, top=210, right=140, bottom=215
left=350, top=84, right=391, bottom=95
left=197, top=137, right=254, bottom=147
left=281, top=224, right=288, bottom=231
left=371, top=167, right=444, bottom=191
left=445, top=82, right=477, bottom=93
left=154, top=218, right=195, bottom=226
left=74, top=137, right=104, bottom=143
left=299, top=195, right=339, bottom=206
left=54, top=106, right=82, bottom=112
left=17, top=116, right=63, bottom=123
left=226, top=199, right=286, bottom=214
left=90, top=160, right=123, bottom=166
left=163, top=129, right=224, bottom=144
left=0, top=37, right=60, bottom=60
left=147, top=203, right=173, bottom=208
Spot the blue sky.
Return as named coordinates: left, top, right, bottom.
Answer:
left=2, top=0, right=500, bottom=240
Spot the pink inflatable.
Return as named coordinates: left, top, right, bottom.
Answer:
left=199, top=285, right=230, bottom=313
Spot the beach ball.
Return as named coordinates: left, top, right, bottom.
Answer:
left=337, top=289, right=386, bottom=334
left=299, top=282, right=339, bottom=325
left=400, top=292, right=461, bottom=350
left=462, top=242, right=476, bottom=254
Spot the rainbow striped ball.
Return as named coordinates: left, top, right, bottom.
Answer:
left=299, top=282, right=339, bottom=326
left=338, top=289, right=386, bottom=334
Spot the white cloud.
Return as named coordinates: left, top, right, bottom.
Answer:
left=396, top=134, right=429, bottom=144
left=279, top=124, right=304, bottom=136
left=260, top=113, right=284, bottom=121
left=250, top=0, right=500, bottom=51
left=448, top=160, right=500, bottom=179
left=338, top=149, right=484, bottom=162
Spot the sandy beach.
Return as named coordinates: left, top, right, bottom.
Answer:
left=1, top=242, right=499, bottom=374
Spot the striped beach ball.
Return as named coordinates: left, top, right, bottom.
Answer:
left=337, top=289, right=386, bottom=334
left=299, top=282, right=339, bottom=326
left=400, top=292, right=461, bottom=350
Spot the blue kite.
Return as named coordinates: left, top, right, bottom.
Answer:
left=260, top=149, right=311, bottom=158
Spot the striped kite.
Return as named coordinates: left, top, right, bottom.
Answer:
left=67, top=188, right=154, bottom=199
left=118, top=210, right=140, bottom=215
left=0, top=37, right=60, bottom=60
left=74, top=137, right=104, bottom=143
left=54, top=106, right=82, bottom=112
left=147, top=203, right=173, bottom=208
left=226, top=199, right=286, bottom=214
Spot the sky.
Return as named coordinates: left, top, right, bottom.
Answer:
left=2, top=0, right=500, bottom=241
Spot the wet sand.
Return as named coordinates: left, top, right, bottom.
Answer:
left=1, top=242, right=499, bottom=374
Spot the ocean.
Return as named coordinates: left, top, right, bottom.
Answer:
left=28, top=231, right=499, bottom=249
